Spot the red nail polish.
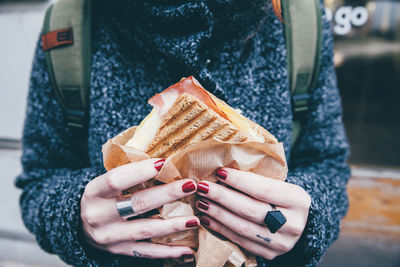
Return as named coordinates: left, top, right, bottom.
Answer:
left=182, top=181, right=196, bottom=193
left=197, top=182, right=209, bottom=194
left=154, top=159, right=165, bottom=171
left=200, top=216, right=210, bottom=226
left=185, top=219, right=199, bottom=228
left=197, top=199, right=209, bottom=210
left=215, top=168, right=228, bottom=180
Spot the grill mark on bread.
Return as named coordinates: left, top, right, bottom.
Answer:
left=144, top=93, right=260, bottom=158
left=158, top=97, right=198, bottom=132
left=213, top=124, right=241, bottom=141
left=158, top=117, right=218, bottom=158
left=146, top=96, right=207, bottom=153
left=180, top=119, right=226, bottom=146
left=222, top=130, right=239, bottom=141
left=201, top=122, right=228, bottom=140
left=146, top=108, right=207, bottom=156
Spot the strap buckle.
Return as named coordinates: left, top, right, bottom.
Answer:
left=291, top=93, right=309, bottom=120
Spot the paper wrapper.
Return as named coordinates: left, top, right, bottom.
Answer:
left=102, top=126, right=288, bottom=267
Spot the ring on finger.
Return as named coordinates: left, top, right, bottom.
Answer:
left=264, top=205, right=287, bottom=234
left=116, top=195, right=139, bottom=219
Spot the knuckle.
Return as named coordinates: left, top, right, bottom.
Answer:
left=83, top=182, right=96, bottom=199
left=92, top=230, right=111, bottom=245
left=105, top=172, right=119, bottom=191
left=303, top=191, right=312, bottom=209
left=258, top=185, right=272, bottom=200
left=136, top=226, right=154, bottom=240
left=243, top=202, right=260, bottom=221
left=171, top=221, right=184, bottom=233
left=212, top=207, right=224, bottom=221
left=127, top=232, right=138, bottom=241
left=132, top=196, right=147, bottom=214
left=168, top=184, right=183, bottom=200
left=83, top=209, right=100, bottom=227
left=288, top=223, right=304, bottom=236
left=295, top=186, right=311, bottom=208
left=236, top=222, right=251, bottom=237
left=275, top=241, right=292, bottom=253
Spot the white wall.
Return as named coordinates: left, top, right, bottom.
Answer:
left=0, top=1, right=55, bottom=140
left=0, top=2, right=68, bottom=266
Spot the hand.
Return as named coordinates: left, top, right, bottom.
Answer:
left=80, top=158, right=199, bottom=260
left=195, top=168, right=311, bottom=260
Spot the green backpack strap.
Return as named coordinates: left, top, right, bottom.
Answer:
left=41, top=0, right=92, bottom=128
left=281, top=0, right=322, bottom=146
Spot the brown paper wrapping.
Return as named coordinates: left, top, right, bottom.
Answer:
left=102, top=126, right=287, bottom=267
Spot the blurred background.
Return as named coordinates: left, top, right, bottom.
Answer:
left=0, top=0, right=399, bottom=266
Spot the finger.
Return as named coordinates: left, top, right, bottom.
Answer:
left=82, top=179, right=197, bottom=226
left=196, top=181, right=273, bottom=224
left=199, top=216, right=278, bottom=260
left=81, top=197, right=122, bottom=227
left=214, top=168, right=306, bottom=207
left=196, top=198, right=287, bottom=246
left=107, top=241, right=194, bottom=259
left=89, top=158, right=164, bottom=197
left=89, top=216, right=200, bottom=245
left=131, top=179, right=197, bottom=215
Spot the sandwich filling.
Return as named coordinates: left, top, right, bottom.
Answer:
left=126, top=76, right=265, bottom=151
left=125, top=108, right=161, bottom=150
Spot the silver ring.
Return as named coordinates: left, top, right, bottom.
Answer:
left=116, top=195, right=138, bottom=219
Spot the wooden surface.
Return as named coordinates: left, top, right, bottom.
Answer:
left=341, top=167, right=400, bottom=241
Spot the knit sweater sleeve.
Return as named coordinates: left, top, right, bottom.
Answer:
left=15, top=39, right=159, bottom=267
left=267, top=4, right=351, bottom=267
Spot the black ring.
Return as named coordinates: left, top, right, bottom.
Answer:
left=264, top=210, right=287, bottom=234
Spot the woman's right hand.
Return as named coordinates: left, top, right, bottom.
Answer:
left=80, top=158, right=199, bottom=260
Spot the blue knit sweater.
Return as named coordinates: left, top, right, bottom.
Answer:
left=16, top=0, right=350, bottom=266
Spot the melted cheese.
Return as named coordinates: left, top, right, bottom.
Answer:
left=125, top=108, right=161, bottom=150
left=213, top=98, right=265, bottom=142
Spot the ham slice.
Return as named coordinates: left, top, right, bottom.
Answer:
left=148, top=76, right=230, bottom=121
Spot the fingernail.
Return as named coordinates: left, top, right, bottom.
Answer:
left=180, top=253, right=195, bottom=262
left=215, top=168, right=228, bottom=180
left=197, top=182, right=209, bottom=194
left=154, top=159, right=165, bottom=171
left=185, top=219, right=199, bottom=228
left=182, top=181, right=196, bottom=193
left=197, top=199, right=209, bottom=210
left=200, top=216, right=210, bottom=226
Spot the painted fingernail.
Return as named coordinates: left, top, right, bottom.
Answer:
left=215, top=168, right=228, bottom=180
left=185, top=219, right=199, bottom=228
left=154, top=159, right=165, bottom=171
left=180, top=253, right=195, bottom=262
left=200, top=216, right=210, bottom=226
left=197, top=182, right=209, bottom=194
left=182, top=181, right=196, bottom=193
left=197, top=199, right=209, bottom=210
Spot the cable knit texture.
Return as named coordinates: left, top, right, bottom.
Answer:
left=16, top=0, right=350, bottom=266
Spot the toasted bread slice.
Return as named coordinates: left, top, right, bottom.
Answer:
left=145, top=93, right=249, bottom=158
left=209, top=95, right=278, bottom=145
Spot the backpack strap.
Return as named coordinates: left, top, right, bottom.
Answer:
left=281, top=0, right=322, bottom=146
left=41, top=0, right=92, bottom=128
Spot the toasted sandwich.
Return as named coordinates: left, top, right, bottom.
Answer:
left=125, top=76, right=277, bottom=158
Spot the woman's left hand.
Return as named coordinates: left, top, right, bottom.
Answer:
left=195, top=168, right=311, bottom=260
